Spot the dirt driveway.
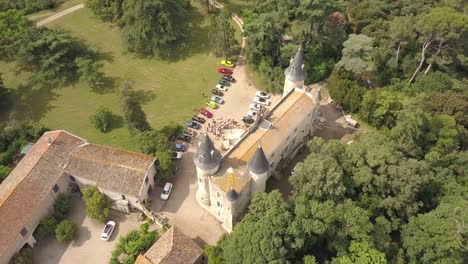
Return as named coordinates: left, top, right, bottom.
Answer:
left=33, top=198, right=142, bottom=264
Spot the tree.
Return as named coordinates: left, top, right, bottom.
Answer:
left=386, top=16, right=416, bottom=68
left=337, top=34, right=375, bottom=77
left=0, top=164, right=11, bottom=183
left=53, top=194, right=71, bottom=220
left=424, top=91, right=468, bottom=128
left=333, top=241, right=386, bottom=264
left=75, top=57, right=106, bottom=88
left=10, top=247, right=33, bottom=264
left=55, top=219, right=76, bottom=243
left=90, top=106, right=114, bottom=133
left=218, top=191, right=293, bottom=263
left=82, top=186, right=111, bottom=223
left=401, top=198, right=467, bottom=263
left=119, top=82, right=151, bottom=133
left=87, top=0, right=123, bottom=22
left=208, top=12, right=239, bottom=59
left=120, top=0, right=187, bottom=56
left=359, top=89, right=403, bottom=129
left=409, top=7, right=468, bottom=82
left=36, top=216, right=58, bottom=239
left=0, top=9, right=32, bottom=57
left=110, top=223, right=158, bottom=264
left=327, top=70, right=364, bottom=113
left=290, top=155, right=346, bottom=202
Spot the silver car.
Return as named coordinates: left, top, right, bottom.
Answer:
left=101, top=221, right=116, bottom=241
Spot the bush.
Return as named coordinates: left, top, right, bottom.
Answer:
left=10, top=247, right=33, bottom=264
left=82, top=186, right=111, bottom=223
left=55, top=219, right=76, bottom=243
left=0, top=164, right=11, bottom=183
left=53, top=194, right=71, bottom=220
left=36, top=216, right=58, bottom=239
left=90, top=106, right=114, bottom=133
left=110, top=223, right=158, bottom=264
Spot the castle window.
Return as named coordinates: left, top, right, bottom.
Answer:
left=122, top=195, right=126, bottom=200
left=217, top=201, right=222, bottom=207
left=216, top=192, right=221, bottom=198
left=52, top=184, right=59, bottom=193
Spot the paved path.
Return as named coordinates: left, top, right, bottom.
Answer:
left=36, top=4, right=84, bottom=27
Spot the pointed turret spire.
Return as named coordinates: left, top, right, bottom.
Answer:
left=248, top=144, right=269, bottom=174
left=284, top=45, right=307, bottom=82
left=226, top=168, right=238, bottom=202
left=193, top=134, right=221, bottom=170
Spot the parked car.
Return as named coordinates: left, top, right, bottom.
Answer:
left=222, top=75, right=235, bottom=82
left=206, top=100, right=218, bottom=109
left=242, top=115, right=255, bottom=124
left=211, top=96, right=224, bottom=104
left=211, top=89, right=224, bottom=96
left=175, top=143, right=186, bottom=152
left=249, top=103, right=262, bottom=111
left=254, top=96, right=270, bottom=106
left=160, top=182, right=173, bottom=200
left=247, top=111, right=257, bottom=118
left=192, top=115, right=206, bottom=124
left=171, top=152, right=182, bottom=160
left=186, top=121, right=201, bottom=129
left=101, top=221, right=116, bottom=241
left=256, top=91, right=270, bottom=99
left=218, top=68, right=233, bottom=74
left=199, top=108, right=213, bottom=118
left=181, top=129, right=194, bottom=137
left=177, top=134, right=192, bottom=143
left=216, top=84, right=228, bottom=91
left=221, top=60, right=235, bottom=67
left=218, top=79, right=229, bottom=86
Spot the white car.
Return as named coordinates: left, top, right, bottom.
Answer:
left=216, top=84, right=228, bottom=92
left=256, top=91, right=270, bottom=99
left=171, top=152, right=182, bottom=160
left=254, top=96, right=270, bottom=106
left=160, top=182, right=173, bottom=200
left=247, top=111, right=257, bottom=118
left=101, top=221, right=116, bottom=241
left=249, top=103, right=262, bottom=111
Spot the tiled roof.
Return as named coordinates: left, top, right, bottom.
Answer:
left=212, top=90, right=316, bottom=192
left=0, top=131, right=86, bottom=257
left=65, top=143, right=156, bottom=197
left=141, top=226, right=203, bottom=264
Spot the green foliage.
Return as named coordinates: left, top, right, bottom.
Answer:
left=424, top=91, right=468, bottom=128
left=90, top=106, right=114, bottom=133
left=204, top=244, right=225, bottom=264
left=337, top=34, right=375, bottom=77
left=0, top=164, right=12, bottom=183
left=75, top=57, right=106, bottom=88
left=87, top=0, right=123, bottom=22
left=119, top=82, right=151, bottom=133
left=120, top=0, right=187, bottom=56
left=333, top=241, right=386, bottom=264
left=359, top=90, right=403, bottom=129
left=36, top=216, right=58, bottom=239
left=10, top=247, right=33, bottom=264
left=53, top=194, right=71, bottom=220
left=55, top=219, right=76, bottom=243
left=82, top=186, right=111, bottom=223
left=110, top=223, right=158, bottom=264
left=0, top=0, right=63, bottom=13
left=208, top=12, right=239, bottom=59
left=411, top=71, right=457, bottom=92
left=0, top=9, right=32, bottom=56
left=401, top=198, right=467, bottom=263
left=328, top=70, right=364, bottom=112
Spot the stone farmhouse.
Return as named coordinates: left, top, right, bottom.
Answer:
left=0, top=130, right=157, bottom=264
left=193, top=46, right=322, bottom=231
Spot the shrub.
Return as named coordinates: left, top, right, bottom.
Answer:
left=10, top=247, right=33, bottom=264
left=82, top=186, right=111, bottom=223
left=0, top=164, right=11, bottom=183
left=36, top=216, right=58, bottom=239
left=90, top=106, right=114, bottom=133
left=53, top=194, right=71, bottom=220
left=110, top=223, right=158, bottom=264
left=55, top=219, right=76, bottom=243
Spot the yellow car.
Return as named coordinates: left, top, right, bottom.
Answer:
left=206, top=100, right=218, bottom=109
left=221, top=60, right=235, bottom=67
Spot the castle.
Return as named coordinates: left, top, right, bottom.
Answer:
left=193, top=46, right=322, bottom=232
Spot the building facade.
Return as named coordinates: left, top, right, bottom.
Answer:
left=194, top=47, right=322, bottom=232
left=0, top=131, right=157, bottom=264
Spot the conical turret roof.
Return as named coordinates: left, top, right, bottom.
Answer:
left=193, top=134, right=221, bottom=170
left=226, top=186, right=239, bottom=202
left=284, top=45, right=307, bottom=82
left=248, top=145, right=269, bottom=174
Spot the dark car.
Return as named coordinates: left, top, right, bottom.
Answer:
left=181, top=129, right=194, bottom=137
left=218, top=79, right=230, bottom=86
left=242, top=116, right=255, bottom=124
left=211, top=89, right=224, bottom=96
left=192, top=115, right=206, bottom=124
left=186, top=121, right=201, bottom=129
left=177, top=134, right=192, bottom=143
left=222, top=75, right=235, bottom=82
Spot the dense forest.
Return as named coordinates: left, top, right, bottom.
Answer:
left=205, top=0, right=467, bottom=263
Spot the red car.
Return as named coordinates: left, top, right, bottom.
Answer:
left=218, top=68, right=233, bottom=74
left=199, top=108, right=213, bottom=118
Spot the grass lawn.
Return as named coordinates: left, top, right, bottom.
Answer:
left=29, top=0, right=85, bottom=22
left=0, top=6, right=222, bottom=150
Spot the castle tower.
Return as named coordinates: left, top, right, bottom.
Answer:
left=248, top=145, right=269, bottom=198
left=225, top=168, right=239, bottom=231
left=283, top=45, right=307, bottom=97
left=193, top=134, right=221, bottom=206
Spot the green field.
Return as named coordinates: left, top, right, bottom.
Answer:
left=0, top=5, right=231, bottom=150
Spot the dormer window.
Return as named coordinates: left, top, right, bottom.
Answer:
left=20, top=227, right=28, bottom=237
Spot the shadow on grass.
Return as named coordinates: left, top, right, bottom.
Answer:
left=131, top=89, right=156, bottom=105
left=90, top=76, right=119, bottom=94
left=109, top=114, right=124, bottom=132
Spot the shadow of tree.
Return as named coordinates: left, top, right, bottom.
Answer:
left=90, top=76, right=119, bottom=94
left=109, top=114, right=124, bottom=131
left=131, top=89, right=157, bottom=105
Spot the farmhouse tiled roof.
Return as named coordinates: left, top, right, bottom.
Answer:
left=65, top=143, right=156, bottom=197
left=138, top=226, right=203, bottom=264
left=0, top=131, right=86, bottom=257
